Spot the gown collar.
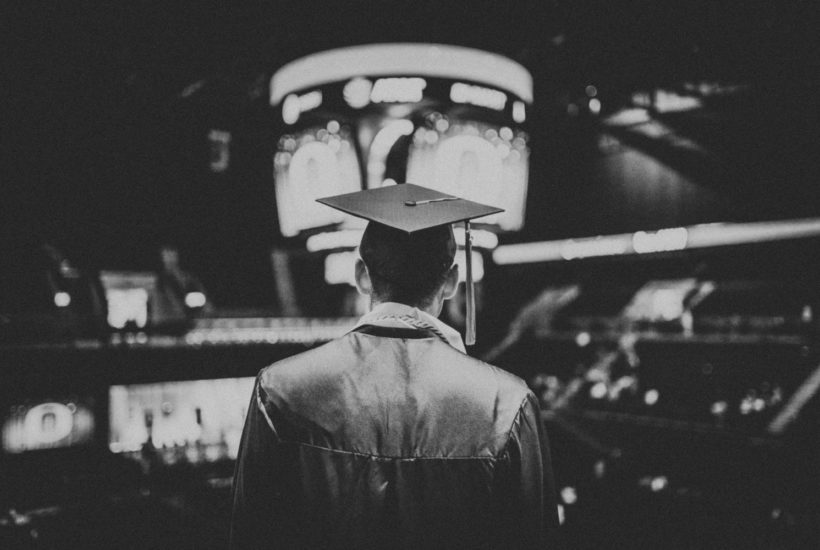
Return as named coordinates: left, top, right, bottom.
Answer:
left=352, top=302, right=466, bottom=353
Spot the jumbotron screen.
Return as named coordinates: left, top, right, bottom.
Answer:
left=109, top=377, right=254, bottom=463
left=2, top=396, right=95, bottom=453
left=274, top=123, right=363, bottom=237
left=406, top=118, right=529, bottom=231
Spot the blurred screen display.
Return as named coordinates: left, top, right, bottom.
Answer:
left=406, top=119, right=529, bottom=231
left=99, top=271, right=156, bottom=329
left=274, top=124, right=363, bottom=237
left=623, top=279, right=701, bottom=322
left=2, top=397, right=95, bottom=453
left=109, top=377, right=255, bottom=464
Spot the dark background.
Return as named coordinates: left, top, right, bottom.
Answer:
left=3, top=0, right=819, bottom=307
left=2, top=4, right=820, bottom=547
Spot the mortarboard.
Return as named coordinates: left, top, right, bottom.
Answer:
left=317, top=183, right=503, bottom=346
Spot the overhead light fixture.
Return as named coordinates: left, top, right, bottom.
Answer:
left=271, top=43, right=533, bottom=105
left=493, top=218, right=820, bottom=265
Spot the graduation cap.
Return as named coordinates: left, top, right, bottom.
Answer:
left=317, top=183, right=503, bottom=346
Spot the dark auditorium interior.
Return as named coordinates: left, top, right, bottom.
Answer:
left=2, top=1, right=819, bottom=548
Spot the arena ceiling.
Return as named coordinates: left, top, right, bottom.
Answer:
left=4, top=1, right=817, bottom=245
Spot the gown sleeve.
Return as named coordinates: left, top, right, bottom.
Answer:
left=229, top=376, right=285, bottom=550
left=500, top=391, right=561, bottom=548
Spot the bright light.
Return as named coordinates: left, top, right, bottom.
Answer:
left=631, top=120, right=672, bottom=139
left=631, top=91, right=652, bottom=107
left=650, top=476, right=668, bottom=492
left=108, top=377, right=255, bottom=458
left=299, top=90, right=322, bottom=112
left=106, top=288, right=149, bottom=329
left=512, top=101, right=526, bottom=123
left=270, top=43, right=533, bottom=105
left=406, top=122, right=529, bottom=232
left=343, top=77, right=372, bottom=108
left=282, top=94, right=300, bottom=124
left=654, top=90, right=702, bottom=113
left=370, top=120, right=415, bottom=157
left=370, top=77, right=427, bottom=103
left=644, top=389, right=660, bottom=406
left=327, top=120, right=340, bottom=133
left=603, top=108, right=650, bottom=127
left=369, top=161, right=385, bottom=175
left=590, top=382, right=607, bottom=400
left=560, top=236, right=631, bottom=260
left=687, top=218, right=820, bottom=249
left=588, top=98, right=602, bottom=115
left=306, top=230, right=365, bottom=252
left=493, top=241, right=566, bottom=264
left=455, top=250, right=484, bottom=283
left=282, top=91, right=323, bottom=124
left=6, top=402, right=78, bottom=450
left=623, top=279, right=697, bottom=322
left=185, top=292, right=207, bottom=308
left=710, top=401, right=728, bottom=416
left=575, top=332, right=591, bottom=347
left=496, top=218, right=820, bottom=265
left=274, top=128, right=362, bottom=237
left=367, top=119, right=415, bottom=187
left=632, top=228, right=689, bottom=254
left=652, top=289, right=684, bottom=320
left=450, top=82, right=507, bottom=111
left=324, top=251, right=358, bottom=286
left=453, top=228, right=499, bottom=249
left=54, top=292, right=71, bottom=307
left=561, top=486, right=578, bottom=505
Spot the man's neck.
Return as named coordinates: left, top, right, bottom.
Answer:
left=371, top=299, right=442, bottom=319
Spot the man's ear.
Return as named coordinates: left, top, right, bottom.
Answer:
left=354, top=258, right=373, bottom=296
left=442, top=263, right=459, bottom=300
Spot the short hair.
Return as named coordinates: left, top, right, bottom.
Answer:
left=359, top=222, right=456, bottom=308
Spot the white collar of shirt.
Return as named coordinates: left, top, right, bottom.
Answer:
left=352, top=302, right=466, bottom=354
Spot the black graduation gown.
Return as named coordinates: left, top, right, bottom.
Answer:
left=230, top=325, right=559, bottom=549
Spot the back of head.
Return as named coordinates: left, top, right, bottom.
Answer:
left=359, top=222, right=456, bottom=308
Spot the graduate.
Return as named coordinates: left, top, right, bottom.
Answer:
left=231, top=183, right=559, bottom=549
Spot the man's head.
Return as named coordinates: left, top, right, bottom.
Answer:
left=317, top=183, right=502, bottom=325
left=355, top=221, right=459, bottom=313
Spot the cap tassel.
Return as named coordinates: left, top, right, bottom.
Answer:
left=465, top=220, right=476, bottom=346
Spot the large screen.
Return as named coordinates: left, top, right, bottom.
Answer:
left=99, top=271, right=157, bottom=330
left=2, top=396, right=95, bottom=453
left=109, top=377, right=254, bottom=464
left=274, top=123, right=364, bottom=237
left=406, top=118, right=529, bottom=231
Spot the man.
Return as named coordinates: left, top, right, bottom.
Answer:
left=231, top=184, right=559, bottom=549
